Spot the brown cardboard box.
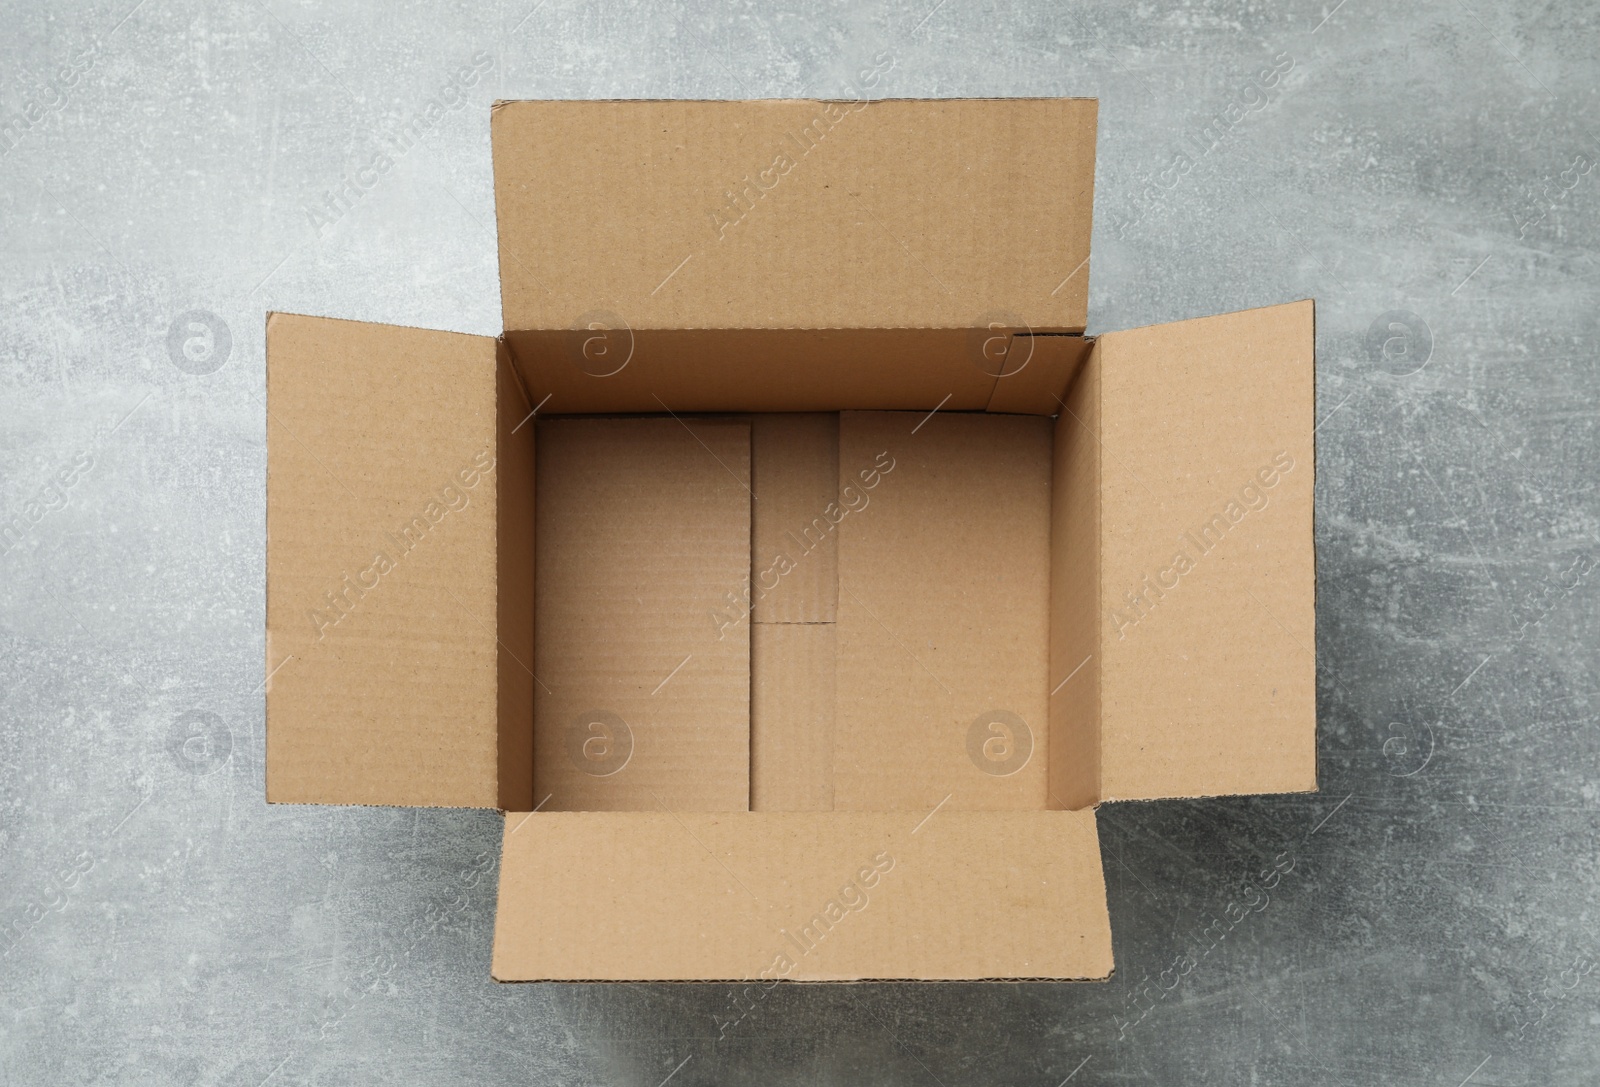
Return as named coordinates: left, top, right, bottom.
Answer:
left=265, top=98, right=1316, bottom=982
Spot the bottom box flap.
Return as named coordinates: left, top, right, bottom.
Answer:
left=491, top=810, right=1112, bottom=982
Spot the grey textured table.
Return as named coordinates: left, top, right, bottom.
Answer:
left=3, top=1, right=1597, bottom=1084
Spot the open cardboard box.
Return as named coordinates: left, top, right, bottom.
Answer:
left=265, top=99, right=1316, bottom=982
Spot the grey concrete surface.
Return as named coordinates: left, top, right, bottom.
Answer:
left=2, top=0, right=1597, bottom=1083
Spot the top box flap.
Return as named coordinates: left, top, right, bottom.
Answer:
left=265, top=314, right=518, bottom=808
left=1094, top=300, right=1317, bottom=802
left=491, top=98, right=1097, bottom=334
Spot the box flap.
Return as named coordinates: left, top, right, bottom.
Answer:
left=1095, top=300, right=1317, bottom=801
left=266, top=314, right=522, bottom=808
left=492, top=810, right=1111, bottom=981
left=492, top=99, right=1097, bottom=333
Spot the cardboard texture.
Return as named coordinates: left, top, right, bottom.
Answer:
left=987, top=335, right=1095, bottom=415
left=492, top=810, right=1112, bottom=982
left=747, top=414, right=837, bottom=812
left=506, top=328, right=1004, bottom=415
left=492, top=99, right=1097, bottom=334
left=265, top=314, right=512, bottom=808
left=264, top=97, right=1318, bottom=983
left=750, top=413, right=839, bottom=624
left=533, top=417, right=752, bottom=812
left=1095, top=301, right=1317, bottom=801
left=750, top=623, right=836, bottom=812
left=1048, top=349, right=1102, bottom=811
left=833, top=411, right=1053, bottom=812
left=495, top=341, right=537, bottom=811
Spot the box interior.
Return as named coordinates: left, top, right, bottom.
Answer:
left=497, top=319, right=1098, bottom=816
left=527, top=404, right=1066, bottom=815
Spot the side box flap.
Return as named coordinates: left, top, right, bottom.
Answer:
left=492, top=98, right=1097, bottom=334
left=266, top=313, right=525, bottom=808
left=492, top=811, right=1112, bottom=981
left=1096, top=300, right=1316, bottom=801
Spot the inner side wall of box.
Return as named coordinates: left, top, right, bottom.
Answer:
left=494, top=331, right=1101, bottom=815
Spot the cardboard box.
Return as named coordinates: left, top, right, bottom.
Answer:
left=265, top=99, right=1316, bottom=982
